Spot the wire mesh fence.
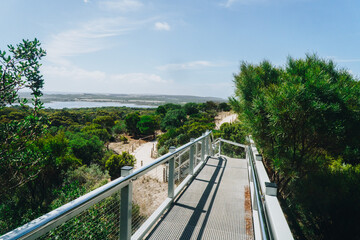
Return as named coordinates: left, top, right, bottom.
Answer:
left=174, top=148, right=190, bottom=187
left=40, top=192, right=121, bottom=240
left=131, top=160, right=168, bottom=234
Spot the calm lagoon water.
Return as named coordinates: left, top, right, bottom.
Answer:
left=43, top=101, right=156, bottom=109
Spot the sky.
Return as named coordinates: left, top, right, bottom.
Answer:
left=1, top=0, right=360, bottom=99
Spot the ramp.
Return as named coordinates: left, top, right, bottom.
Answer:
left=146, top=156, right=254, bottom=240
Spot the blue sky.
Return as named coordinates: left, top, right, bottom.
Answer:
left=1, top=0, right=359, bottom=99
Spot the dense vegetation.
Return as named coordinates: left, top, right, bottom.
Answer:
left=0, top=39, right=234, bottom=236
left=230, top=55, right=360, bottom=239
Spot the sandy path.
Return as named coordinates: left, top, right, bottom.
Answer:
left=132, top=140, right=157, bottom=169
left=215, top=113, right=238, bottom=129
left=131, top=140, right=165, bottom=183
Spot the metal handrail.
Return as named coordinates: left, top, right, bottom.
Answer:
left=216, top=138, right=270, bottom=240
left=1, top=132, right=212, bottom=240
left=2, top=134, right=290, bottom=240
left=248, top=145, right=271, bottom=240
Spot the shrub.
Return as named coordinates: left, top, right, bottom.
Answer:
left=105, top=152, right=136, bottom=180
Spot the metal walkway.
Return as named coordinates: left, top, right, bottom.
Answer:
left=146, top=156, right=254, bottom=240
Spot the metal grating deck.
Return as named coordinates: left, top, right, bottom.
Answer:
left=146, top=156, right=254, bottom=240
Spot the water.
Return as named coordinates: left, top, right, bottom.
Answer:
left=42, top=101, right=156, bottom=109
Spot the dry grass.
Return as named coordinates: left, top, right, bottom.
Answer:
left=244, top=186, right=254, bottom=238
left=132, top=171, right=167, bottom=217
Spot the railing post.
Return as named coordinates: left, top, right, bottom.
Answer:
left=219, top=139, right=222, bottom=156
left=120, top=166, right=133, bottom=240
left=189, top=138, right=195, bottom=175
left=205, top=131, right=209, bottom=156
left=168, top=146, right=176, bottom=199
left=195, top=141, right=198, bottom=164
left=201, top=134, right=205, bottom=162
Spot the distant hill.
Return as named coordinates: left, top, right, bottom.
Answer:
left=19, top=92, right=226, bottom=106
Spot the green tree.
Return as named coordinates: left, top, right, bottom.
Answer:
left=160, top=109, right=186, bottom=131
left=93, top=115, right=115, bottom=131
left=231, top=54, right=360, bottom=238
left=0, top=39, right=47, bottom=197
left=184, top=102, right=199, bottom=115
left=68, top=132, right=105, bottom=165
left=137, top=115, right=159, bottom=136
left=105, top=152, right=136, bottom=180
left=125, top=112, right=140, bottom=137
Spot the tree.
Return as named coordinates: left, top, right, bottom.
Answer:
left=105, top=152, right=135, bottom=180
left=137, top=115, right=159, bottom=136
left=231, top=54, right=360, bottom=238
left=125, top=112, right=140, bottom=137
left=68, top=132, right=105, bottom=165
left=160, top=109, right=186, bottom=131
left=0, top=39, right=47, bottom=196
left=184, top=102, right=199, bottom=115
left=218, top=102, right=231, bottom=111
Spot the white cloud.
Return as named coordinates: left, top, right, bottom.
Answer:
left=42, top=65, right=171, bottom=94
left=99, top=0, right=143, bottom=12
left=154, top=22, right=171, bottom=31
left=157, top=61, right=228, bottom=71
left=84, top=0, right=89, bottom=3
left=45, top=17, right=143, bottom=65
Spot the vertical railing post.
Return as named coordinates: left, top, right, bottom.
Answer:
left=219, top=139, right=222, bottom=156
left=120, top=166, right=133, bottom=240
left=205, top=131, right=209, bottom=156
left=209, top=134, right=213, bottom=156
left=195, top=141, right=198, bottom=165
left=189, top=138, right=195, bottom=175
left=168, top=146, right=176, bottom=199
left=201, top=134, right=205, bottom=162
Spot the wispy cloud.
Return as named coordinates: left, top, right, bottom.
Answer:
left=84, top=0, right=89, bottom=3
left=157, top=61, right=229, bottom=71
left=154, top=22, right=171, bottom=31
left=43, top=65, right=170, bottom=93
left=99, top=0, right=143, bottom=12
left=45, top=17, right=147, bottom=65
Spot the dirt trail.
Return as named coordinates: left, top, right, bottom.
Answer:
left=215, top=112, right=238, bottom=129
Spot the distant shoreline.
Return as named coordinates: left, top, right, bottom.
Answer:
left=42, top=101, right=157, bottom=109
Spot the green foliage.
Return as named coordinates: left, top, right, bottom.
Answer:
left=218, top=102, right=231, bottom=111
left=217, top=122, right=246, bottom=158
left=81, top=123, right=111, bottom=142
left=93, top=115, right=115, bottom=130
left=231, top=54, right=360, bottom=238
left=157, top=109, right=216, bottom=154
left=112, top=120, right=126, bottom=134
left=0, top=39, right=47, bottom=198
left=137, top=115, right=159, bottom=136
left=125, top=112, right=140, bottom=137
left=105, top=152, right=136, bottom=180
left=68, top=132, right=105, bottom=165
left=118, top=134, right=128, bottom=143
left=183, top=102, right=199, bottom=115
left=160, top=109, right=186, bottom=131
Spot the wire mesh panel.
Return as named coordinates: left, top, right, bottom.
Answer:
left=39, top=192, right=121, bottom=240
left=195, top=141, right=202, bottom=166
left=220, top=141, right=245, bottom=158
left=131, top=161, right=168, bottom=233
left=174, top=148, right=190, bottom=187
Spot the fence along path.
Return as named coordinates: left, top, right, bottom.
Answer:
left=146, top=156, right=254, bottom=240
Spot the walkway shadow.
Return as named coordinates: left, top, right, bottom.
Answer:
left=146, top=156, right=227, bottom=240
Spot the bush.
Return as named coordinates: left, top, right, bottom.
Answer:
left=105, top=152, right=136, bottom=180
